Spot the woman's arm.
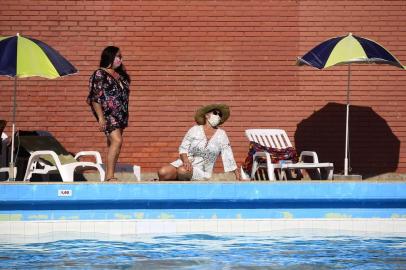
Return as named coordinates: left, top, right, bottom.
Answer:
left=219, top=130, right=239, bottom=179
left=180, top=153, right=192, bottom=172
left=92, top=102, right=106, bottom=132
left=178, top=126, right=197, bottom=172
left=88, top=70, right=107, bottom=132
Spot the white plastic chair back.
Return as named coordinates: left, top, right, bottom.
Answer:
left=245, top=129, right=293, bottom=149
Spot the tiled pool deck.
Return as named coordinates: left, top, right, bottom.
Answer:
left=1, top=181, right=406, bottom=241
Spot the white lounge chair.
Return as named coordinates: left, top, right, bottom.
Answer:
left=1, top=132, right=17, bottom=180
left=20, top=131, right=105, bottom=182
left=243, top=129, right=334, bottom=181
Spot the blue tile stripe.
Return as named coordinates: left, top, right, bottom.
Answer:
left=1, top=183, right=406, bottom=201
left=2, top=199, right=406, bottom=211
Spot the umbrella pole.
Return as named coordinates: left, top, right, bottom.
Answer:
left=8, top=77, right=17, bottom=181
left=344, top=64, right=351, bottom=176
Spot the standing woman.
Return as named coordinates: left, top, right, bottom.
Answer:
left=87, top=46, right=131, bottom=181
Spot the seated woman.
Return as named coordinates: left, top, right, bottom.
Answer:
left=158, top=104, right=241, bottom=181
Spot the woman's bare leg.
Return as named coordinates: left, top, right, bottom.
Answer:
left=105, top=129, right=123, bottom=180
left=158, top=165, right=178, bottom=180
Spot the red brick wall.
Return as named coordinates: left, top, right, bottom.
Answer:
left=1, top=1, right=405, bottom=177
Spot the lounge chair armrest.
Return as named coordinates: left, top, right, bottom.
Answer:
left=75, top=151, right=103, bottom=164
left=29, top=150, right=63, bottom=167
left=252, top=151, right=270, bottom=160
left=299, top=151, right=319, bottom=163
left=253, top=151, right=275, bottom=168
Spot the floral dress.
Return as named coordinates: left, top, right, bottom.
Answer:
left=171, top=125, right=238, bottom=180
left=87, top=69, right=130, bottom=135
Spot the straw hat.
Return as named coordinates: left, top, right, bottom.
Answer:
left=194, top=104, right=230, bottom=125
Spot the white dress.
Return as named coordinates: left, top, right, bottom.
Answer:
left=171, top=125, right=238, bottom=180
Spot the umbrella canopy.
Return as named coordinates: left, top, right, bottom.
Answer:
left=296, top=33, right=404, bottom=177
left=0, top=33, right=77, bottom=78
left=297, top=33, right=404, bottom=70
left=0, top=33, right=77, bottom=180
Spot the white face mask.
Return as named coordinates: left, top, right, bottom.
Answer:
left=207, top=114, right=221, bottom=127
left=112, top=56, right=122, bottom=69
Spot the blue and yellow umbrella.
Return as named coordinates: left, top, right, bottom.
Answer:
left=297, top=33, right=404, bottom=70
left=0, top=33, right=77, bottom=78
left=0, top=33, right=77, bottom=180
left=297, top=33, right=404, bottom=176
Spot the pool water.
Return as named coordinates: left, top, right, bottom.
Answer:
left=1, top=233, right=406, bottom=269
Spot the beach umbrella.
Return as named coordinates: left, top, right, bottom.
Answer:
left=296, top=33, right=404, bottom=176
left=0, top=33, right=77, bottom=180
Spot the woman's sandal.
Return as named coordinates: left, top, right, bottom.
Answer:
left=106, top=177, right=118, bottom=182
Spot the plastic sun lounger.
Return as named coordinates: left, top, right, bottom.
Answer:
left=243, top=129, right=334, bottom=181
left=20, top=131, right=105, bottom=182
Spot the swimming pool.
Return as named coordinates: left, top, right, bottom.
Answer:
left=1, top=233, right=406, bottom=269
left=0, top=182, right=406, bottom=241
left=1, top=182, right=406, bottom=268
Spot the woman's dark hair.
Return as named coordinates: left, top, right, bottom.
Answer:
left=99, top=46, right=131, bottom=83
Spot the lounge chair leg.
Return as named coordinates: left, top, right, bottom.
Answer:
left=279, top=169, right=287, bottom=181
left=267, top=167, right=276, bottom=181
left=314, top=169, right=322, bottom=180
left=327, top=167, right=333, bottom=180
left=24, top=156, right=40, bottom=181
left=133, top=165, right=141, bottom=181
left=60, top=170, right=74, bottom=182
left=251, top=161, right=259, bottom=180
left=240, top=166, right=250, bottom=181
left=295, top=169, right=303, bottom=180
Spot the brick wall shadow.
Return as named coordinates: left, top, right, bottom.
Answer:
left=294, top=102, right=400, bottom=178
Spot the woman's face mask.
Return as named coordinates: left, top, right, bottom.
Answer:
left=112, top=54, right=122, bottom=69
left=207, top=113, right=221, bottom=127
